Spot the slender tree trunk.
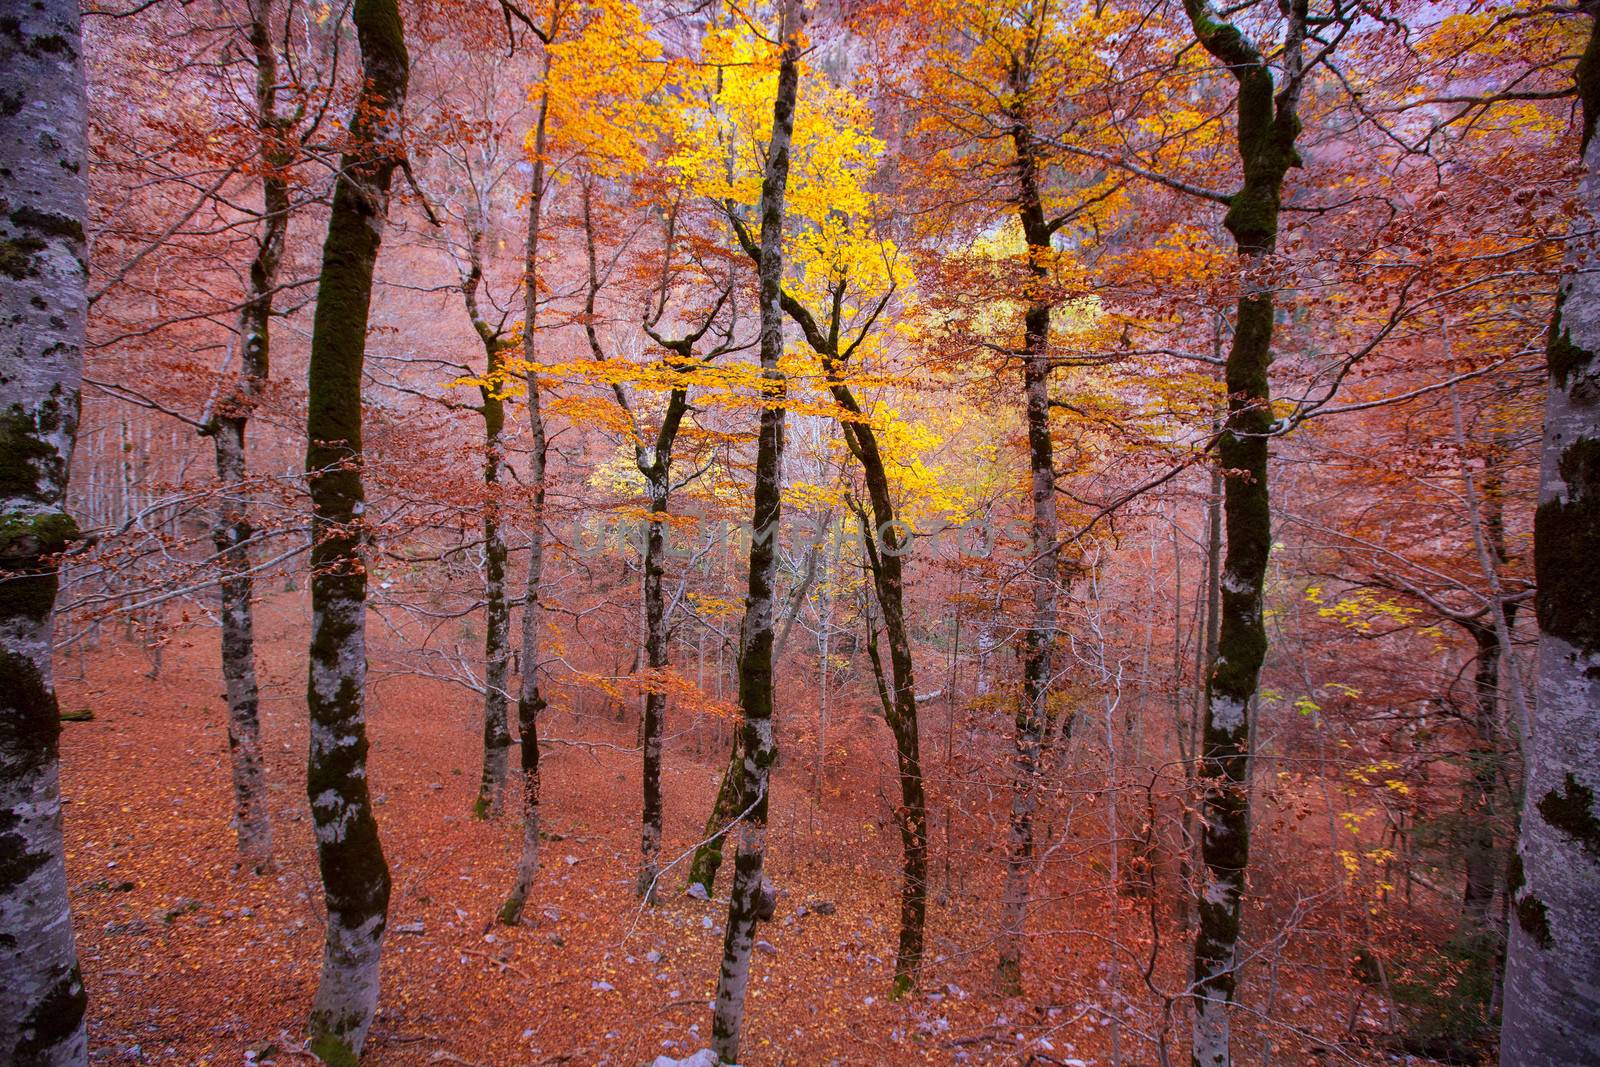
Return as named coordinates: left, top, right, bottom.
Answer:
left=825, top=380, right=926, bottom=994
left=857, top=484, right=928, bottom=994
left=460, top=216, right=513, bottom=821
left=688, top=740, right=743, bottom=897
left=1502, top=14, right=1600, bottom=1064
left=501, top=42, right=554, bottom=925
left=0, top=1, right=90, bottom=1060
left=302, top=0, right=408, bottom=1057
left=474, top=353, right=512, bottom=819
left=1182, top=4, right=1305, bottom=1063
left=711, top=11, right=800, bottom=1058
left=1462, top=623, right=1502, bottom=926
left=996, top=100, right=1060, bottom=996
left=208, top=0, right=288, bottom=870
left=816, top=580, right=831, bottom=802
left=637, top=474, right=669, bottom=897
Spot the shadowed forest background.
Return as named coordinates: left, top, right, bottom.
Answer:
left=2, top=0, right=1598, bottom=1064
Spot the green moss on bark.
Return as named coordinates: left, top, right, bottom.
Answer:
left=1516, top=894, right=1554, bottom=950
left=1536, top=773, right=1600, bottom=860
left=13, top=964, right=86, bottom=1060
left=0, top=234, right=45, bottom=277
left=1534, top=437, right=1600, bottom=660
left=1546, top=293, right=1593, bottom=389
left=308, top=1032, right=360, bottom=1067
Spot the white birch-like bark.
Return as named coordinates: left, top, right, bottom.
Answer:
left=1501, top=31, right=1600, bottom=1059
left=209, top=0, right=288, bottom=870
left=501, top=30, right=555, bottom=925
left=0, top=1, right=91, bottom=1061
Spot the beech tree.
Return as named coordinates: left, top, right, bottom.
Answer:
left=879, top=0, right=1140, bottom=993
left=0, top=1, right=91, bottom=1062
left=787, top=287, right=929, bottom=996
left=301, top=0, right=409, bottom=1058
left=202, top=0, right=293, bottom=871
left=497, top=0, right=563, bottom=927
left=711, top=1, right=802, bottom=1058
left=1502, top=9, right=1600, bottom=1064
left=729, top=173, right=930, bottom=989
left=458, top=211, right=518, bottom=821
left=1174, top=2, right=1321, bottom=1062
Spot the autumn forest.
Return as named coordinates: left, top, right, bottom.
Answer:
left=2, top=0, right=1597, bottom=1064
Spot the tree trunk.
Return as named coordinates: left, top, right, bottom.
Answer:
left=845, top=452, right=927, bottom=996
left=637, top=474, right=669, bottom=898
left=1462, top=622, right=1501, bottom=927
left=501, top=38, right=554, bottom=925
left=687, top=402, right=814, bottom=901
left=1182, top=3, right=1305, bottom=1063
left=474, top=351, right=512, bottom=819
left=302, top=0, right=408, bottom=1058
left=0, top=1, right=91, bottom=1061
left=710, top=10, right=800, bottom=1058
left=208, top=0, right=288, bottom=870
left=687, top=740, right=742, bottom=897
left=996, top=98, right=1060, bottom=997
left=1502, top=14, right=1600, bottom=1065
left=460, top=215, right=513, bottom=822
left=800, top=370, right=925, bottom=994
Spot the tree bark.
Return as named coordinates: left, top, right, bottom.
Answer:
left=1462, top=622, right=1502, bottom=927
left=638, top=479, right=669, bottom=896
left=460, top=217, right=513, bottom=821
left=710, top=9, right=800, bottom=1058
left=500, top=29, right=555, bottom=925
left=207, top=0, right=289, bottom=870
left=687, top=740, right=742, bottom=897
left=847, top=472, right=927, bottom=995
left=1189, top=16, right=1300, bottom=1067
left=1181, top=3, right=1306, bottom=1064
left=302, top=0, right=408, bottom=1058
left=474, top=349, right=513, bottom=820
left=688, top=510, right=814, bottom=898
left=1501, top=12, right=1600, bottom=1065
left=0, top=1, right=91, bottom=1061
left=995, top=84, right=1061, bottom=999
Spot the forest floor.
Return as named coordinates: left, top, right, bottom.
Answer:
left=60, top=592, right=1406, bottom=1066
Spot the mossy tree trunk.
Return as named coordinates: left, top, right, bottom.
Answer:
left=302, top=0, right=408, bottom=1059
left=1180, top=2, right=1307, bottom=1063
left=1502, top=12, right=1600, bottom=1065
left=205, top=0, right=290, bottom=871
left=710, top=7, right=800, bottom=1059
left=636, top=474, right=671, bottom=897
left=474, top=353, right=512, bottom=820
left=995, top=78, right=1062, bottom=999
left=0, top=1, right=91, bottom=1062
left=688, top=740, right=743, bottom=896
